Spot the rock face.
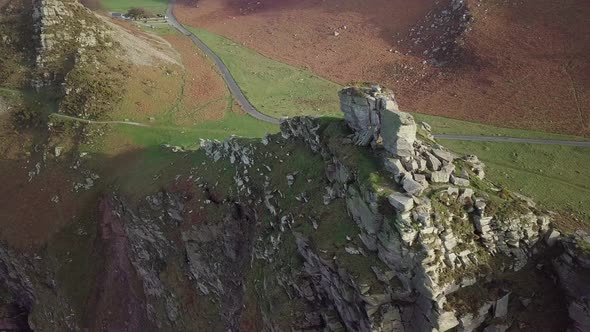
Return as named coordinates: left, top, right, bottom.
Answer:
left=339, top=84, right=416, bottom=156
left=271, top=86, right=570, bottom=331
left=553, top=231, right=590, bottom=331
left=339, top=85, right=384, bottom=146
left=381, top=108, right=417, bottom=157
left=31, top=0, right=111, bottom=90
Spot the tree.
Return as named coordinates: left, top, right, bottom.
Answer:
left=126, top=8, right=150, bottom=19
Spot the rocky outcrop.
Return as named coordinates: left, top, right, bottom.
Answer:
left=553, top=231, right=590, bottom=331
left=0, top=247, right=35, bottom=313
left=88, top=196, right=151, bottom=331
left=339, top=84, right=416, bottom=157
left=276, top=85, right=558, bottom=331
left=3, top=82, right=585, bottom=331
left=295, top=233, right=373, bottom=331
left=31, top=0, right=111, bottom=89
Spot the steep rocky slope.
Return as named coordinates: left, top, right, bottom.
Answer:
left=1, top=85, right=588, bottom=331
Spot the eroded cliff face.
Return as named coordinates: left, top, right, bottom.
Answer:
left=0, top=85, right=588, bottom=331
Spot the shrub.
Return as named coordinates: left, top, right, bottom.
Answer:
left=126, top=7, right=151, bottom=19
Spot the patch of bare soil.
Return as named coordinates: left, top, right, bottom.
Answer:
left=175, top=0, right=589, bottom=136
left=102, top=17, right=182, bottom=66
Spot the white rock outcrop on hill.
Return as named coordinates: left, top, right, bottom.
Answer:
left=31, top=0, right=110, bottom=89
left=272, top=86, right=562, bottom=331
left=339, top=84, right=416, bottom=156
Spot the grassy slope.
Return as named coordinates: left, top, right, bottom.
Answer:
left=440, top=140, right=590, bottom=220
left=189, top=27, right=342, bottom=118
left=100, top=0, right=168, bottom=14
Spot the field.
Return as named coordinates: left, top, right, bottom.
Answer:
left=189, top=27, right=342, bottom=118
left=174, top=0, right=589, bottom=137
left=100, top=0, right=168, bottom=14
left=440, top=140, right=590, bottom=221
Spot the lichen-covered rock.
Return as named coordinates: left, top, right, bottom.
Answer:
left=339, top=84, right=417, bottom=156
left=31, top=0, right=111, bottom=88
left=380, top=108, right=417, bottom=157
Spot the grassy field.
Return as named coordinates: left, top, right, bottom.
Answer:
left=100, top=0, right=168, bottom=14
left=441, top=140, right=590, bottom=220
left=188, top=27, right=342, bottom=119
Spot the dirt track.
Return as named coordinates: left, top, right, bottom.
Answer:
left=174, top=0, right=589, bottom=136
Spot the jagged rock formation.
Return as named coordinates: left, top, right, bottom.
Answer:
left=339, top=84, right=416, bottom=156
left=194, top=85, right=578, bottom=331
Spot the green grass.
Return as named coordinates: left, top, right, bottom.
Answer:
left=188, top=27, right=342, bottom=119
left=119, top=110, right=278, bottom=147
left=100, top=0, right=168, bottom=15
left=440, top=139, right=590, bottom=221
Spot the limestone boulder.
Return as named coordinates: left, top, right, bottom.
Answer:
left=381, top=109, right=417, bottom=157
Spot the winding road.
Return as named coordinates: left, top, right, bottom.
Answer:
left=166, top=3, right=280, bottom=125
left=433, top=135, right=590, bottom=147
left=164, top=3, right=590, bottom=148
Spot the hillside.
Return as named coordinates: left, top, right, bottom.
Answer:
left=1, top=81, right=590, bottom=330
left=174, top=0, right=590, bottom=136
left=0, top=0, right=589, bottom=331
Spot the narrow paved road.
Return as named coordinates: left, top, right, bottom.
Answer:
left=166, top=2, right=280, bottom=125
left=165, top=2, right=590, bottom=148
left=434, top=135, right=590, bottom=147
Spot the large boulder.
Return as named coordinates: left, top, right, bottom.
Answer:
left=380, top=109, right=417, bottom=157
left=339, top=86, right=383, bottom=146
left=338, top=84, right=417, bottom=156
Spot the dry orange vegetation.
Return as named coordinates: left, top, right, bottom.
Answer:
left=174, top=0, right=589, bottom=136
left=106, top=18, right=233, bottom=125
left=164, top=34, right=230, bottom=124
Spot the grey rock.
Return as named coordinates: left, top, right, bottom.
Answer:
left=494, top=293, right=510, bottom=318
left=424, top=152, right=442, bottom=171
left=388, top=193, right=414, bottom=212
left=450, top=174, right=470, bottom=186
left=402, top=177, right=425, bottom=196
left=438, top=311, right=460, bottom=331
left=430, top=163, right=455, bottom=183
left=381, top=109, right=417, bottom=157
left=432, top=147, right=455, bottom=163
left=384, top=158, right=409, bottom=182
left=545, top=229, right=561, bottom=247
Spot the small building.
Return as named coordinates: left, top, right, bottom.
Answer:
left=110, top=12, right=129, bottom=20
